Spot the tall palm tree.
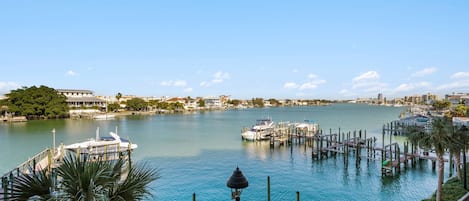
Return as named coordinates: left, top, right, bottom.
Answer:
left=419, top=118, right=452, bottom=201
left=408, top=117, right=453, bottom=201
left=2, top=153, right=159, bottom=201
left=448, top=125, right=469, bottom=180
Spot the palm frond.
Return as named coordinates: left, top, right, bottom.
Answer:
left=109, top=162, right=160, bottom=201
left=1, top=168, right=52, bottom=201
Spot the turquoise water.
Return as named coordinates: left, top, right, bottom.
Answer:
left=0, top=104, right=444, bottom=200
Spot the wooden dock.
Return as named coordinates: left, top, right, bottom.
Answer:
left=1, top=142, right=133, bottom=200
left=256, top=121, right=452, bottom=178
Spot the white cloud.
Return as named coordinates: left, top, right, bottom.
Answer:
left=0, top=81, right=21, bottom=94
left=160, top=81, right=172, bottom=86
left=394, top=82, right=431, bottom=92
left=437, top=80, right=469, bottom=90
left=212, top=71, right=230, bottom=83
left=351, top=71, right=388, bottom=92
left=411, top=67, right=437, bottom=77
left=353, top=71, right=379, bottom=82
left=65, top=70, right=79, bottom=76
left=292, top=69, right=299, bottom=73
left=284, top=73, right=326, bottom=91
left=160, top=80, right=187, bottom=87
left=451, top=72, right=469, bottom=79
left=184, top=88, right=193, bottom=92
left=299, top=79, right=326, bottom=90
left=200, top=81, right=210, bottom=87
left=308, top=74, right=318, bottom=79
left=283, top=82, right=299, bottom=89
left=173, top=80, right=187, bottom=87
left=435, top=71, right=469, bottom=90
left=200, top=71, right=230, bottom=87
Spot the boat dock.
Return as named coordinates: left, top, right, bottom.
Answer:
left=1, top=130, right=136, bottom=200
left=252, top=121, right=452, bottom=178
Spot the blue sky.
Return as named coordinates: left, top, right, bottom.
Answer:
left=1, top=1, right=468, bottom=99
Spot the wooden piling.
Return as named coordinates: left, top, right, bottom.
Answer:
left=267, top=176, right=271, bottom=201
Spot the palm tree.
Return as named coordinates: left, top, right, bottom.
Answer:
left=448, top=125, right=469, bottom=180
left=411, top=117, right=452, bottom=201
left=2, top=168, right=53, bottom=200
left=406, top=124, right=426, bottom=155
left=406, top=117, right=453, bottom=201
left=116, top=92, right=122, bottom=103
left=2, top=153, right=159, bottom=201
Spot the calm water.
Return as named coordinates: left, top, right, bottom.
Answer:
left=0, top=104, right=445, bottom=200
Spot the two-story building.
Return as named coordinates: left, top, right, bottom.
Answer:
left=57, top=89, right=105, bottom=109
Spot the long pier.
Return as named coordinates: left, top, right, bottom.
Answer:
left=258, top=122, right=451, bottom=178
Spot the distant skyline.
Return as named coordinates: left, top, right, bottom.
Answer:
left=1, top=1, right=468, bottom=99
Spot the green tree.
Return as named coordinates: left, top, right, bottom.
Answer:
left=453, top=105, right=468, bottom=117
left=229, top=99, right=241, bottom=106
left=116, top=92, right=122, bottom=103
left=126, top=98, right=148, bottom=111
left=108, top=103, right=121, bottom=112
left=267, top=98, right=280, bottom=106
left=432, top=100, right=451, bottom=111
left=252, top=98, right=264, bottom=107
left=2, top=153, right=159, bottom=201
left=170, top=102, right=184, bottom=111
left=449, top=125, right=469, bottom=180
left=3, top=85, right=68, bottom=119
left=407, top=117, right=453, bottom=201
left=197, top=99, right=205, bottom=107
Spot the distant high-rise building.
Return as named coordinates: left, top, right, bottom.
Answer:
left=378, top=93, right=384, bottom=104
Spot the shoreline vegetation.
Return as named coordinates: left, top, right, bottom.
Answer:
left=1, top=86, right=469, bottom=201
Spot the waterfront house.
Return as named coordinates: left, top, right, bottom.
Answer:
left=57, top=89, right=105, bottom=108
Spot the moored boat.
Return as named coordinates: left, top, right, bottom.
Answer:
left=294, top=119, right=319, bottom=137
left=241, top=118, right=275, bottom=141
left=63, top=128, right=137, bottom=157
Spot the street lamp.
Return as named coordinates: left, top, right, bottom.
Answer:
left=226, top=166, right=249, bottom=201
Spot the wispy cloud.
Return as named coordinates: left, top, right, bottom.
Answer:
left=283, top=82, right=299, bottom=89
left=352, top=71, right=386, bottom=91
left=160, top=80, right=187, bottom=87
left=212, top=71, right=230, bottom=83
left=200, top=71, right=230, bottom=87
left=353, top=71, right=379, bottom=82
left=184, top=88, right=193, bottom=92
left=436, top=80, right=469, bottom=90
left=199, top=81, right=210, bottom=87
left=451, top=72, right=469, bottom=79
left=411, top=67, right=437, bottom=77
left=0, top=81, right=21, bottom=94
left=283, top=73, right=326, bottom=90
left=65, top=70, right=79, bottom=77
left=394, top=82, right=431, bottom=92
left=437, top=72, right=469, bottom=90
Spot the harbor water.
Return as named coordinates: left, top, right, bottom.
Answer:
left=0, top=104, right=444, bottom=200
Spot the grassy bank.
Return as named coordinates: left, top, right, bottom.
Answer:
left=423, top=165, right=469, bottom=201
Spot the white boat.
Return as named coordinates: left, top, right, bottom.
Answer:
left=93, top=113, right=116, bottom=120
left=241, top=118, right=275, bottom=141
left=63, top=128, right=137, bottom=155
left=295, top=120, right=319, bottom=137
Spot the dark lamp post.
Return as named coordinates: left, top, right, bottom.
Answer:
left=227, top=166, right=248, bottom=201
